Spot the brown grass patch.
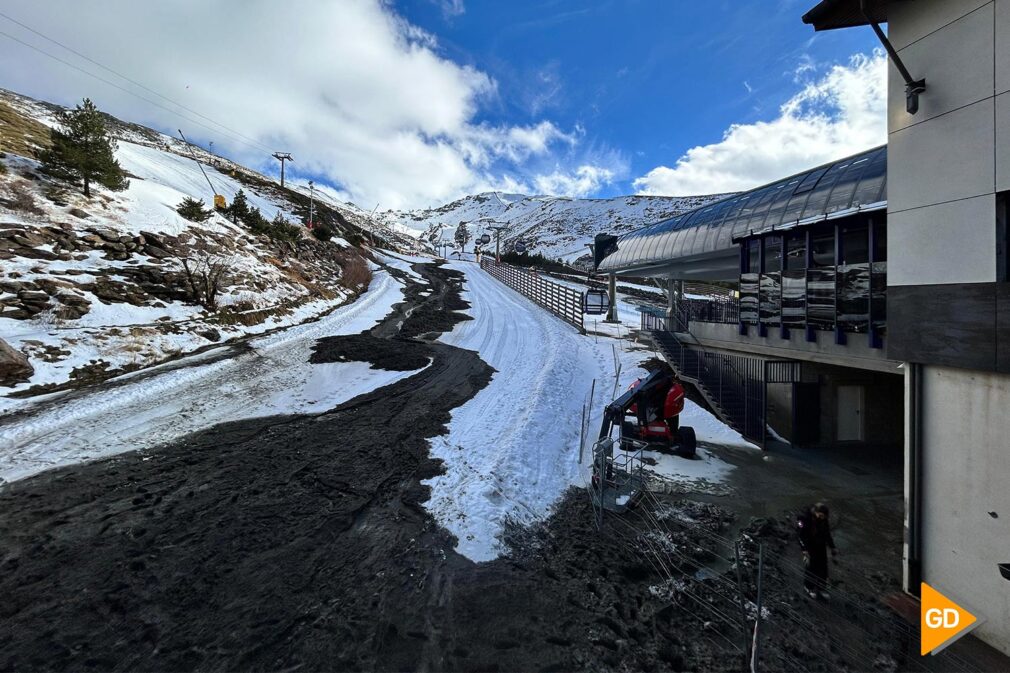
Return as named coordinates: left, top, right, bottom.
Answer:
left=0, top=102, right=52, bottom=159
left=339, top=250, right=372, bottom=289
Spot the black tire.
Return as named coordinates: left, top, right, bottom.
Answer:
left=677, top=426, right=697, bottom=458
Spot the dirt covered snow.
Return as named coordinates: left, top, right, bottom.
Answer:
left=0, top=260, right=922, bottom=672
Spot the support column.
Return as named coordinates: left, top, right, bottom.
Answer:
left=605, top=274, right=618, bottom=323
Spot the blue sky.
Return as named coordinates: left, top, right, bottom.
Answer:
left=393, top=0, right=883, bottom=199
left=0, top=1, right=887, bottom=209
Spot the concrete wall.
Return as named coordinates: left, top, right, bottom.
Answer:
left=688, top=321, right=900, bottom=373
left=918, top=366, right=1010, bottom=654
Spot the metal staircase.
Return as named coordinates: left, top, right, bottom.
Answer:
left=650, top=328, right=766, bottom=446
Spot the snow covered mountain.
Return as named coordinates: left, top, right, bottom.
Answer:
left=377, top=191, right=731, bottom=265
left=0, top=88, right=416, bottom=403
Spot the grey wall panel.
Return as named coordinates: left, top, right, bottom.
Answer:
left=888, top=0, right=991, bottom=51
left=888, top=3, right=995, bottom=132
left=888, top=99, right=995, bottom=213
left=887, top=195, right=996, bottom=286
left=998, top=0, right=1010, bottom=94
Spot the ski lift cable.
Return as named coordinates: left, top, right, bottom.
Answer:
left=0, top=28, right=276, bottom=156
left=0, top=11, right=277, bottom=154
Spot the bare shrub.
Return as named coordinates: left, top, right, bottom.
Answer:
left=9, top=188, right=45, bottom=217
left=339, top=251, right=372, bottom=290
left=177, top=254, right=231, bottom=310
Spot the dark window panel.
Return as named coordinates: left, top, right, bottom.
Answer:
left=763, top=236, right=783, bottom=273
left=810, top=228, right=835, bottom=267
left=763, top=179, right=801, bottom=229
left=837, top=263, right=870, bottom=332
left=785, top=234, right=806, bottom=271
left=740, top=272, right=760, bottom=324
left=871, top=261, right=887, bottom=330
left=806, top=268, right=836, bottom=330
left=782, top=270, right=806, bottom=328
left=794, top=166, right=830, bottom=195
left=748, top=240, right=760, bottom=273
left=841, top=223, right=869, bottom=265
left=759, top=272, right=782, bottom=326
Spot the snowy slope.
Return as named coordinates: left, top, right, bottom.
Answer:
left=377, top=191, right=731, bottom=265
left=0, top=269, right=408, bottom=483
left=428, top=262, right=750, bottom=562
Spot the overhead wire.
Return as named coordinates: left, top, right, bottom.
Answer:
left=0, top=10, right=275, bottom=155
left=0, top=23, right=275, bottom=156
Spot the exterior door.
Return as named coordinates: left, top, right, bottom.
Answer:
left=836, top=385, right=865, bottom=441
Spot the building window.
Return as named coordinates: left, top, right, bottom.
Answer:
left=840, top=223, right=869, bottom=265
left=873, top=221, right=887, bottom=262
left=810, top=228, right=835, bottom=267
left=785, top=234, right=806, bottom=270
left=747, top=239, right=760, bottom=273
left=763, top=236, right=782, bottom=273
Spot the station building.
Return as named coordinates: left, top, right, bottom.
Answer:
left=595, top=0, right=1010, bottom=653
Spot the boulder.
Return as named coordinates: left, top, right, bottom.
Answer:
left=196, top=328, right=221, bottom=342
left=0, top=338, right=33, bottom=386
left=17, top=290, right=51, bottom=303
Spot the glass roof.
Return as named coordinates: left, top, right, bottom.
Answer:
left=598, top=145, right=886, bottom=273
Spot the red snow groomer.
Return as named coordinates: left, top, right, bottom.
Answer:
left=601, top=369, right=696, bottom=458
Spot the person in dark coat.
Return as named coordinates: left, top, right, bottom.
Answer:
left=797, top=502, right=837, bottom=599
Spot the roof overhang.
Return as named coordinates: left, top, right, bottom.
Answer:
left=801, top=0, right=891, bottom=31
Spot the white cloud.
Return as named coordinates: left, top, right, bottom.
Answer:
left=0, top=0, right=584, bottom=209
left=533, top=165, right=616, bottom=198
left=432, top=0, right=465, bottom=19
left=634, top=51, right=886, bottom=196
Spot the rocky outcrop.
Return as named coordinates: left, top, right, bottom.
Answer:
left=0, top=338, right=33, bottom=386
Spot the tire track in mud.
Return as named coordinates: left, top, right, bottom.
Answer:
left=0, top=261, right=496, bottom=672
left=0, top=260, right=765, bottom=673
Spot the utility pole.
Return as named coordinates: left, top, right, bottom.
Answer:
left=489, top=225, right=508, bottom=262
left=272, top=152, right=293, bottom=187
left=308, top=180, right=315, bottom=228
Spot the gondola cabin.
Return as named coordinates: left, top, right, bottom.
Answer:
left=583, top=288, right=610, bottom=315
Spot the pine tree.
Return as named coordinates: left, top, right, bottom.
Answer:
left=228, top=189, right=250, bottom=224
left=176, top=197, right=214, bottom=222
left=454, top=221, right=470, bottom=248
left=39, top=98, right=128, bottom=197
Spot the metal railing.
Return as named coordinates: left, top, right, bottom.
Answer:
left=651, top=329, right=768, bottom=445
left=480, top=258, right=585, bottom=333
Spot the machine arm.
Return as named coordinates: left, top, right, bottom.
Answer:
left=597, top=369, right=672, bottom=440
